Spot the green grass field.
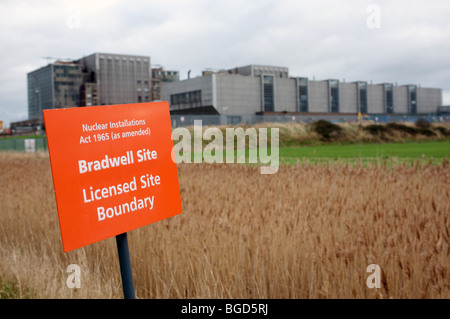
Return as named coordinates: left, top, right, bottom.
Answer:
left=183, top=140, right=450, bottom=166
left=279, top=140, right=450, bottom=165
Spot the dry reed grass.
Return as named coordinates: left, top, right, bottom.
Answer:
left=183, top=121, right=450, bottom=146
left=0, top=152, right=448, bottom=298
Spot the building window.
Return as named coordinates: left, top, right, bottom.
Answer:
left=385, top=84, right=393, bottom=113
left=358, top=82, right=368, bottom=114
left=409, top=85, right=417, bottom=114
left=263, top=75, right=274, bottom=112
left=170, top=90, right=202, bottom=107
left=329, top=80, right=339, bottom=113
left=298, top=78, right=308, bottom=112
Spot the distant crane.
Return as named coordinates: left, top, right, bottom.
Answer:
left=42, top=56, right=74, bottom=64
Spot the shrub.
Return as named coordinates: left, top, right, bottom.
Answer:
left=311, top=120, right=341, bottom=140
left=386, top=122, right=418, bottom=135
left=435, top=126, right=450, bottom=137
left=418, top=128, right=435, bottom=137
left=415, top=118, right=431, bottom=129
left=363, top=124, right=389, bottom=135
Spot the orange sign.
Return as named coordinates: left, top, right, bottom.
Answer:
left=44, top=102, right=182, bottom=252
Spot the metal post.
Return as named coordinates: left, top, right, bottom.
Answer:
left=116, top=232, right=136, bottom=299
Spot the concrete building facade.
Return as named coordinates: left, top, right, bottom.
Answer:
left=162, top=65, right=442, bottom=116
left=151, top=67, right=179, bottom=101
left=79, top=52, right=151, bottom=106
left=27, top=52, right=152, bottom=119
left=27, top=61, right=83, bottom=120
left=28, top=58, right=443, bottom=121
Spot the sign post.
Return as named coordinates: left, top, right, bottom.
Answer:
left=116, top=232, right=135, bottom=299
left=44, top=102, right=182, bottom=298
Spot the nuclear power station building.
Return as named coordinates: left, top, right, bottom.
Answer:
left=28, top=55, right=443, bottom=121
left=27, top=53, right=180, bottom=120
left=161, top=64, right=442, bottom=116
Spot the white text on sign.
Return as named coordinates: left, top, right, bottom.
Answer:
left=78, top=149, right=157, bottom=174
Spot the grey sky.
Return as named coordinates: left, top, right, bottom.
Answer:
left=1, top=0, right=449, bottom=126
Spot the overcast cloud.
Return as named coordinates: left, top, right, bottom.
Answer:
left=1, top=0, right=449, bottom=126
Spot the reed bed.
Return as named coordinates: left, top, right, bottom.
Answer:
left=0, top=152, right=448, bottom=298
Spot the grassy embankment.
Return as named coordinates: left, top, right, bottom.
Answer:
left=175, top=121, right=450, bottom=165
